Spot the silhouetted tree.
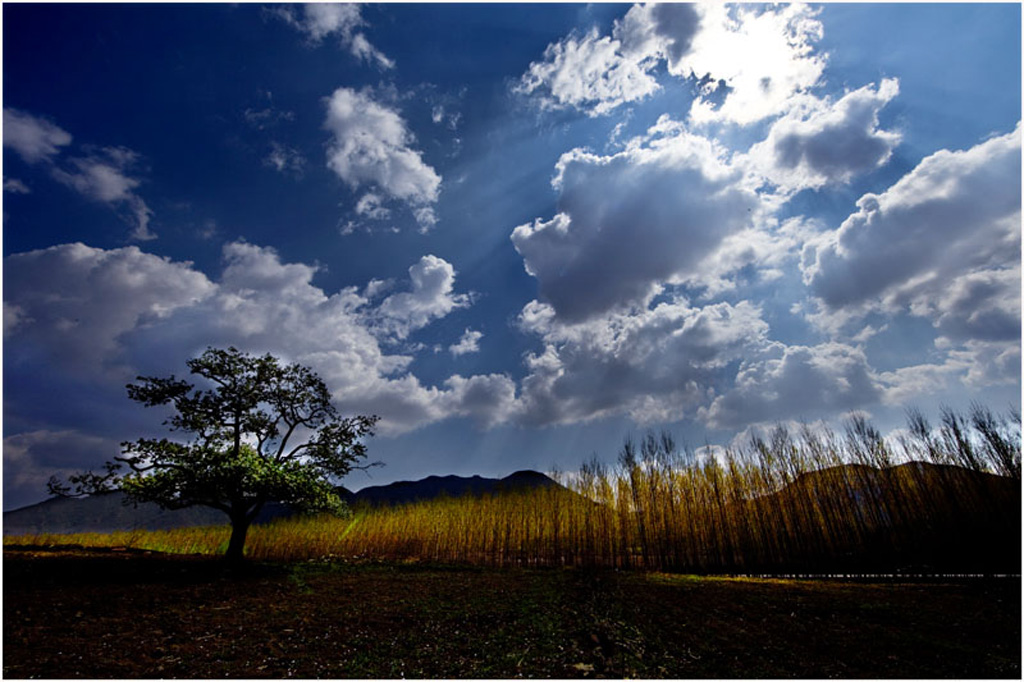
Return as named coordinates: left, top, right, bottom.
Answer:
left=49, top=347, right=379, bottom=564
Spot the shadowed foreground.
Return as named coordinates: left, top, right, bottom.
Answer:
left=4, top=548, right=1019, bottom=678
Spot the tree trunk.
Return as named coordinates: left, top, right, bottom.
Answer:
left=225, top=515, right=251, bottom=565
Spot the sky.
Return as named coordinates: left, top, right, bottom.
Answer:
left=2, top=2, right=1021, bottom=510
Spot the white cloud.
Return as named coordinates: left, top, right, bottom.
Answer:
left=877, top=359, right=962, bottom=407
left=515, top=297, right=770, bottom=427
left=3, top=242, right=216, bottom=370
left=949, top=340, right=1022, bottom=391
left=875, top=337, right=1022, bottom=406
left=347, top=31, right=393, bottom=70
left=2, top=107, right=72, bottom=164
left=515, top=3, right=824, bottom=125
left=263, top=142, right=306, bottom=177
left=511, top=125, right=760, bottom=321
left=614, top=3, right=701, bottom=72
left=51, top=146, right=156, bottom=240
left=802, top=124, right=1021, bottom=342
left=197, top=219, right=219, bottom=241
left=699, top=342, right=883, bottom=430
left=685, top=4, right=826, bottom=126
left=412, top=206, right=438, bottom=233
left=54, top=148, right=139, bottom=202
left=745, top=79, right=901, bottom=192
left=439, top=374, right=518, bottom=428
left=3, top=429, right=121, bottom=509
left=355, top=192, right=391, bottom=220
left=4, top=178, right=30, bottom=194
left=177, top=246, right=488, bottom=433
left=288, top=3, right=361, bottom=42
left=323, top=87, right=442, bottom=231
left=514, top=3, right=706, bottom=117
left=449, top=328, right=483, bottom=357
left=4, top=303, right=27, bottom=336
left=514, top=27, right=662, bottom=117
left=275, top=3, right=393, bottom=69
left=623, top=211, right=818, bottom=303
left=2, top=109, right=156, bottom=239
left=430, top=103, right=461, bottom=132
left=372, top=255, right=471, bottom=340
left=3, top=241, right=500, bottom=437
left=931, top=268, right=1021, bottom=343
left=243, top=106, right=295, bottom=130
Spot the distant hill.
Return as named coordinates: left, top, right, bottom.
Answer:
left=2, top=492, right=295, bottom=536
left=351, top=470, right=559, bottom=507
left=3, top=470, right=560, bottom=536
left=750, top=461, right=1021, bottom=573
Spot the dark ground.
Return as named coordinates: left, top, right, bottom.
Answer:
left=3, top=547, right=1020, bottom=678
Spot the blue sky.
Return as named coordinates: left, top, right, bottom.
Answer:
left=3, top=3, right=1021, bottom=510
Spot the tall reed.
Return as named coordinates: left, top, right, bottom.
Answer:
left=7, top=407, right=1019, bottom=573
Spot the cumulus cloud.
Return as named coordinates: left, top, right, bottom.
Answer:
left=372, top=255, right=471, bottom=340
left=3, top=429, right=121, bottom=509
left=515, top=297, right=770, bottom=426
left=687, top=216, right=820, bottom=297
left=948, top=340, right=1023, bottom=391
left=745, top=79, right=901, bottom=192
left=614, top=3, right=701, bottom=72
left=323, top=87, right=442, bottom=232
left=685, top=3, right=826, bottom=126
left=439, top=374, right=518, bottom=428
left=931, top=269, right=1021, bottom=343
left=515, top=3, right=824, bottom=125
left=877, top=359, right=963, bottom=408
left=801, top=124, right=1022, bottom=342
left=449, top=328, right=483, bottom=357
left=874, top=337, right=1022, bottom=407
left=514, top=3, right=705, bottom=117
left=699, top=342, right=883, bottom=430
left=2, top=107, right=72, bottom=164
left=514, top=27, right=662, bottom=117
left=4, top=241, right=501, bottom=439
left=275, top=3, right=393, bottom=69
left=161, top=246, right=487, bottom=433
left=3, top=242, right=215, bottom=371
left=512, top=125, right=759, bottom=321
left=354, top=192, right=391, bottom=220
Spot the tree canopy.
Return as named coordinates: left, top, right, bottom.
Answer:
left=50, top=347, right=379, bottom=562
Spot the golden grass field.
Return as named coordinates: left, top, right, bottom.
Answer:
left=9, top=407, right=1019, bottom=574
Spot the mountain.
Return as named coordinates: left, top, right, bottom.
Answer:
left=750, top=461, right=1021, bottom=573
left=775, top=460, right=1020, bottom=512
left=1, top=492, right=295, bottom=536
left=350, top=470, right=559, bottom=507
left=2, top=470, right=559, bottom=536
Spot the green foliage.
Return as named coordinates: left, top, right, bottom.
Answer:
left=49, top=346, right=378, bottom=561
left=117, top=444, right=348, bottom=517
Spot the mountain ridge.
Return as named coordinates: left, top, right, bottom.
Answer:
left=3, top=470, right=560, bottom=536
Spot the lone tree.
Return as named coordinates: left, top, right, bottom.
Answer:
left=50, top=347, right=379, bottom=563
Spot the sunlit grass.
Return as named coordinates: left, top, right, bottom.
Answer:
left=6, top=406, right=1019, bottom=572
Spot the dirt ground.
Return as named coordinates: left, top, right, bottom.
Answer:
left=3, top=547, right=1020, bottom=678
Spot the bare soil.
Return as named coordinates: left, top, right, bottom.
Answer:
left=3, top=547, right=1020, bottom=678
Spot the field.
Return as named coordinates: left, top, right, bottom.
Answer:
left=4, top=408, right=1020, bottom=678
left=4, top=547, right=1020, bottom=679
left=9, top=408, right=1020, bottom=574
